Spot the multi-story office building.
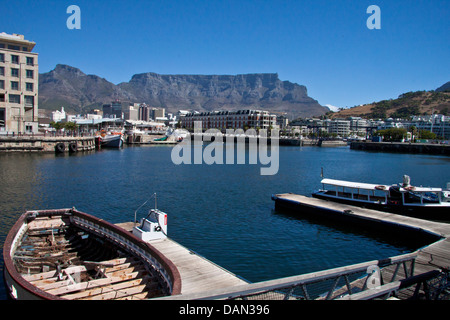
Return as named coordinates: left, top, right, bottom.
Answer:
left=182, top=109, right=278, bottom=131
left=123, top=103, right=139, bottom=121
left=0, top=33, right=39, bottom=134
left=138, top=104, right=150, bottom=121
left=102, top=101, right=123, bottom=118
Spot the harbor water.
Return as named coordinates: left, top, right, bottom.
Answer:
left=1, top=144, right=449, bottom=299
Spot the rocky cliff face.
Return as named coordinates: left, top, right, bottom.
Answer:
left=39, top=64, right=327, bottom=118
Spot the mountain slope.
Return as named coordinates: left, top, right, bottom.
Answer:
left=329, top=89, right=450, bottom=119
left=436, top=81, right=450, bottom=92
left=38, top=65, right=327, bottom=119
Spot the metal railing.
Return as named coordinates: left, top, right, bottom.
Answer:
left=158, top=252, right=422, bottom=300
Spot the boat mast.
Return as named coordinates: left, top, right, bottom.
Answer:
left=134, top=192, right=157, bottom=226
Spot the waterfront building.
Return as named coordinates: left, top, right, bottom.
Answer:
left=52, top=107, right=66, bottom=122
left=348, top=117, right=372, bottom=137
left=182, top=109, right=278, bottom=131
left=123, top=103, right=139, bottom=121
left=151, top=107, right=165, bottom=120
left=138, top=104, right=150, bottom=122
left=276, top=114, right=289, bottom=129
left=103, top=101, right=123, bottom=119
left=0, top=32, right=39, bottom=134
left=410, top=114, right=450, bottom=139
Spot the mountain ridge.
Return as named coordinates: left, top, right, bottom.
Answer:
left=38, top=64, right=327, bottom=119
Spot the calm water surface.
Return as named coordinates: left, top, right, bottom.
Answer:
left=1, top=145, right=449, bottom=299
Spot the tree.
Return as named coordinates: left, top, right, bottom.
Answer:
left=408, top=125, right=418, bottom=141
left=64, top=122, right=78, bottom=135
left=375, top=128, right=407, bottom=142
left=49, top=121, right=64, bottom=134
left=419, top=130, right=436, bottom=140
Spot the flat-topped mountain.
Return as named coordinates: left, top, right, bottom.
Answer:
left=38, top=64, right=327, bottom=118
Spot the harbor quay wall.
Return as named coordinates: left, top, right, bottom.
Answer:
left=350, top=141, right=450, bottom=155
left=187, top=133, right=302, bottom=146
left=186, top=134, right=349, bottom=147
left=126, top=133, right=175, bottom=144
left=0, top=136, right=96, bottom=153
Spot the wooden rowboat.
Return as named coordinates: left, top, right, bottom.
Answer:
left=3, top=208, right=181, bottom=300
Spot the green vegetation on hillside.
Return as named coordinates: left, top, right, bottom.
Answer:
left=367, top=91, right=449, bottom=119
left=329, top=89, right=450, bottom=120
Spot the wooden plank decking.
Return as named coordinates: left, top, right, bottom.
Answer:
left=115, top=222, right=248, bottom=296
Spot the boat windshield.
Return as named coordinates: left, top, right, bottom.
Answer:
left=404, top=190, right=440, bottom=204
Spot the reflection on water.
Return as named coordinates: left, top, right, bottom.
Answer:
left=1, top=145, right=449, bottom=299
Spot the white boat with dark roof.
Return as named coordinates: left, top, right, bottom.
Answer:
left=312, top=175, right=450, bottom=220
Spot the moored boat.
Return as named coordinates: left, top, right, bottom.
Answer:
left=100, top=133, right=124, bottom=148
left=95, top=129, right=124, bottom=148
left=312, top=175, right=450, bottom=220
left=3, top=208, right=181, bottom=300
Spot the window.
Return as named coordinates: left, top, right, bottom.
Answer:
left=8, top=45, right=20, bottom=51
left=26, top=82, right=33, bottom=91
left=0, top=108, right=5, bottom=126
left=0, top=53, right=4, bottom=62
left=0, top=67, right=4, bottom=76
left=11, top=68, right=19, bottom=77
left=0, top=80, right=4, bottom=89
left=0, top=94, right=4, bottom=103
left=11, top=55, right=19, bottom=64
left=25, top=95, right=34, bottom=106
left=11, top=81, right=19, bottom=90
left=26, top=69, right=33, bottom=79
left=9, top=94, right=20, bottom=104
left=26, top=57, right=34, bottom=66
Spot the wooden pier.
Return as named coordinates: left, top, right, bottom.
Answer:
left=115, top=222, right=248, bottom=296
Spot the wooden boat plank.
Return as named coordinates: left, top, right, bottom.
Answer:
left=22, top=270, right=59, bottom=282
left=107, top=265, right=147, bottom=277
left=81, top=280, right=158, bottom=300
left=92, top=257, right=135, bottom=266
left=27, top=260, right=144, bottom=290
left=47, top=270, right=147, bottom=296
left=80, top=284, right=149, bottom=300
left=61, top=278, right=149, bottom=300
left=27, top=217, right=66, bottom=230
left=103, top=261, right=142, bottom=274
left=115, top=293, right=151, bottom=300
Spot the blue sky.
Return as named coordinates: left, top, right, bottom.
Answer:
left=2, top=0, right=449, bottom=109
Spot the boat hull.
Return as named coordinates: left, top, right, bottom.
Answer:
left=312, top=192, right=450, bottom=221
left=3, top=208, right=181, bottom=300
left=100, top=135, right=123, bottom=148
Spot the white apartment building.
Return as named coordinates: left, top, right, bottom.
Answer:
left=0, top=33, right=39, bottom=134
left=409, top=114, right=450, bottom=139
left=182, top=109, right=278, bottom=131
left=52, top=107, right=66, bottom=122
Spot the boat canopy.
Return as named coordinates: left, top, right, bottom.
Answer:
left=321, top=178, right=389, bottom=191
left=320, top=178, right=442, bottom=193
